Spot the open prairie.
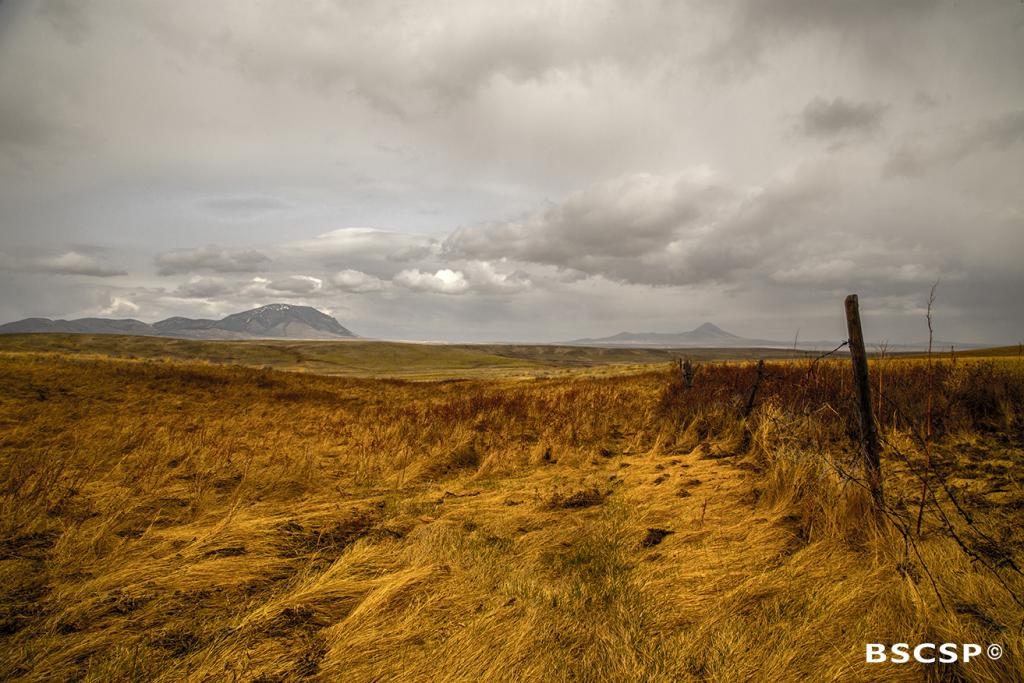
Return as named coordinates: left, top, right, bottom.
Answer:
left=0, top=334, right=812, bottom=380
left=1, top=339, right=1022, bottom=681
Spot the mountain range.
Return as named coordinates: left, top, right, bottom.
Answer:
left=0, top=304, right=357, bottom=341
left=567, top=322, right=985, bottom=350
left=569, top=322, right=780, bottom=348
left=1, top=307, right=988, bottom=349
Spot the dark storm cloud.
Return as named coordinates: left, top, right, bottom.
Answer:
left=978, top=110, right=1024, bottom=149
left=706, top=0, right=941, bottom=74
left=0, top=104, right=65, bottom=150
left=736, top=0, right=938, bottom=31
left=155, top=246, right=271, bottom=276
left=35, top=0, right=92, bottom=43
left=444, top=169, right=836, bottom=287
left=445, top=172, right=710, bottom=263
left=797, top=97, right=886, bottom=138
left=886, top=109, right=1024, bottom=176
left=202, top=2, right=697, bottom=117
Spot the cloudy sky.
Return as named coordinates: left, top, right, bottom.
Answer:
left=1, top=0, right=1022, bottom=343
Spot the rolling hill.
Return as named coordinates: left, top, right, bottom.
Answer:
left=569, top=322, right=784, bottom=348
left=0, top=303, right=357, bottom=341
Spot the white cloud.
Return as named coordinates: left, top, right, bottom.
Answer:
left=29, top=251, right=127, bottom=277
left=390, top=262, right=530, bottom=295
left=331, top=269, right=383, bottom=293
left=284, top=228, right=437, bottom=268
left=393, top=268, right=469, bottom=295
left=266, top=275, right=323, bottom=295
left=174, top=276, right=232, bottom=298
left=99, top=296, right=139, bottom=316
left=461, top=260, right=532, bottom=293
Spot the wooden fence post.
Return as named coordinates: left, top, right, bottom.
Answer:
left=742, top=359, right=765, bottom=419
left=844, top=294, right=884, bottom=508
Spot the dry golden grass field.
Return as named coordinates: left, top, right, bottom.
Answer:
left=1, top=339, right=1022, bottom=681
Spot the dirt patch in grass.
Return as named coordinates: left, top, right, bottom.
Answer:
left=545, top=487, right=608, bottom=510
left=276, top=510, right=379, bottom=560
left=641, top=528, right=674, bottom=548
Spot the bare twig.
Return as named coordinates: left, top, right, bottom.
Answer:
left=916, top=281, right=939, bottom=535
